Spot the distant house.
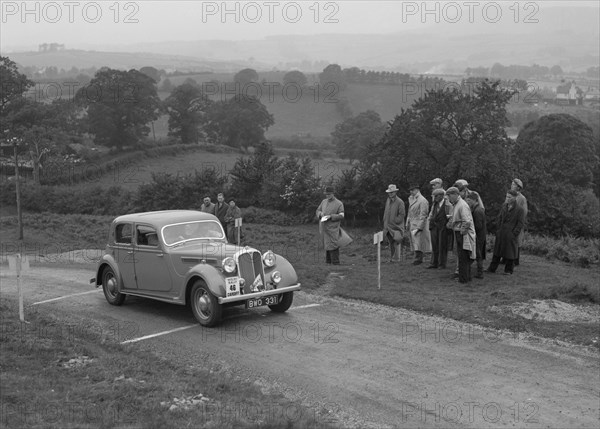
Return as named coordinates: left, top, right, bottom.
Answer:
left=555, top=81, right=580, bottom=105
left=584, top=86, right=600, bottom=105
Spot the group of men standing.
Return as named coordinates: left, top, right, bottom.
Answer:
left=199, top=193, right=243, bottom=243
left=317, top=178, right=527, bottom=283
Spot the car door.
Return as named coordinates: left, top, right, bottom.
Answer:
left=114, top=222, right=137, bottom=290
left=133, top=224, right=173, bottom=293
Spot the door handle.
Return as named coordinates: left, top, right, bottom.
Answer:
left=127, top=250, right=133, bottom=254
left=156, top=253, right=164, bottom=257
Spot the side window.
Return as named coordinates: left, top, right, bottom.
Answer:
left=137, top=225, right=159, bottom=247
left=115, top=223, right=132, bottom=244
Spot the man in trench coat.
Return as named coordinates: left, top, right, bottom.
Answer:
left=486, top=190, right=526, bottom=275
left=406, top=184, right=431, bottom=265
left=316, top=186, right=345, bottom=265
left=382, top=184, right=405, bottom=262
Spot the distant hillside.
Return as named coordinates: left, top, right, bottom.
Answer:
left=4, top=49, right=253, bottom=72
left=4, top=7, right=597, bottom=74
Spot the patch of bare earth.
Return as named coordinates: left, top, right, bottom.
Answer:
left=489, top=299, right=600, bottom=323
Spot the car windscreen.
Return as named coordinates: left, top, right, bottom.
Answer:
left=162, top=221, right=225, bottom=246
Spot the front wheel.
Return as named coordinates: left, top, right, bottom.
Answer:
left=268, top=292, right=293, bottom=313
left=190, top=281, right=222, bottom=327
left=102, top=266, right=126, bottom=305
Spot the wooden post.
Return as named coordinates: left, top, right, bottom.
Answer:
left=13, top=139, right=23, bottom=240
left=373, top=231, right=384, bottom=290
left=235, top=217, right=242, bottom=246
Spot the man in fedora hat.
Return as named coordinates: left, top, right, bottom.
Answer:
left=406, top=183, right=431, bottom=265
left=382, top=184, right=405, bottom=262
left=316, top=186, right=346, bottom=265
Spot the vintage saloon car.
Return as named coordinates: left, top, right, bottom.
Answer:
left=91, top=210, right=301, bottom=326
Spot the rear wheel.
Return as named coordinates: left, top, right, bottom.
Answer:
left=268, top=292, right=293, bottom=313
left=190, top=280, right=222, bottom=327
left=102, top=266, right=126, bottom=305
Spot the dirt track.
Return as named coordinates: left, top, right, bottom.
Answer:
left=1, top=264, right=599, bottom=428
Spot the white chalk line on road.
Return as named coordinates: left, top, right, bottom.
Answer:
left=31, top=289, right=101, bottom=305
left=291, top=303, right=321, bottom=310
left=121, top=325, right=198, bottom=344
left=123, top=303, right=323, bottom=343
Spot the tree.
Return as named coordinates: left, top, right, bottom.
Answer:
left=514, top=114, right=599, bottom=236
left=283, top=70, right=307, bottom=86
left=357, top=80, right=515, bottom=224
left=205, top=96, right=274, bottom=149
left=139, top=66, right=160, bottom=83
left=550, top=65, right=563, bottom=76
left=229, top=141, right=280, bottom=206
left=164, top=83, right=212, bottom=144
left=331, top=110, right=386, bottom=162
left=319, top=64, right=347, bottom=91
left=0, top=56, right=34, bottom=119
left=7, top=99, right=81, bottom=184
left=234, top=68, right=259, bottom=85
left=76, top=68, right=162, bottom=151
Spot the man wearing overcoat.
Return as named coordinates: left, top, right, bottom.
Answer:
left=486, top=190, right=525, bottom=275
left=406, top=184, right=431, bottom=265
left=316, top=186, right=345, bottom=265
left=382, top=184, right=405, bottom=262
left=447, top=187, right=476, bottom=283
left=428, top=188, right=450, bottom=269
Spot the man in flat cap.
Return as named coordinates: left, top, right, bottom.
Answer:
left=406, top=183, right=431, bottom=265
left=382, top=184, right=405, bottom=262
left=510, top=178, right=528, bottom=266
left=447, top=187, right=476, bottom=283
left=316, top=186, right=346, bottom=265
left=428, top=188, right=451, bottom=269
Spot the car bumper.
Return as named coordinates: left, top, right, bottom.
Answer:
left=218, top=283, right=301, bottom=304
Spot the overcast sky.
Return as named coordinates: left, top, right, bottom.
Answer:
left=1, top=0, right=597, bottom=52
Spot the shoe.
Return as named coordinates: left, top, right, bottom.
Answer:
left=503, top=272, right=512, bottom=275
left=438, top=265, right=446, bottom=269
left=474, top=273, right=484, bottom=279
left=485, top=268, right=494, bottom=273
left=427, top=265, right=438, bottom=269
left=413, top=260, right=423, bottom=265
left=451, top=273, right=459, bottom=278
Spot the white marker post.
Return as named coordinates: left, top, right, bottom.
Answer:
left=373, top=231, right=384, bottom=290
left=8, top=253, right=30, bottom=322
left=234, top=217, right=242, bottom=246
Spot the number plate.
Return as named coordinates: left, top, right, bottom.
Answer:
left=246, top=295, right=278, bottom=309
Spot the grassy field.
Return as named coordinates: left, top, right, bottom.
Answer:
left=1, top=213, right=598, bottom=348
left=60, top=147, right=352, bottom=193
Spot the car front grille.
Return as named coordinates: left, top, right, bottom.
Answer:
left=237, top=251, right=269, bottom=293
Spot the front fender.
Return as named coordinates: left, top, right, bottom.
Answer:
left=268, top=254, right=298, bottom=288
left=184, top=264, right=226, bottom=301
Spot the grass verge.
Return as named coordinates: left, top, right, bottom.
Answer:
left=0, top=297, right=335, bottom=429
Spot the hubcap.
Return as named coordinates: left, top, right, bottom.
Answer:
left=107, top=277, right=117, bottom=295
left=197, top=290, right=211, bottom=319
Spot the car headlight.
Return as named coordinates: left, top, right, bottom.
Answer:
left=222, top=257, right=236, bottom=273
left=270, top=271, right=282, bottom=284
left=262, top=251, right=276, bottom=267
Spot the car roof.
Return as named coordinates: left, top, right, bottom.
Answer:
left=112, top=210, right=219, bottom=228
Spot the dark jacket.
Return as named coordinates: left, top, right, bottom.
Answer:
left=493, top=203, right=525, bottom=260
left=214, top=202, right=228, bottom=227
left=471, top=203, right=487, bottom=260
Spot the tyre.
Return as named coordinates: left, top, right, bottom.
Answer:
left=190, top=280, right=222, bottom=327
left=102, top=266, right=126, bottom=306
left=268, top=292, right=294, bottom=313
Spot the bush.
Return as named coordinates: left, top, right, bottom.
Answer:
left=521, top=233, right=600, bottom=268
